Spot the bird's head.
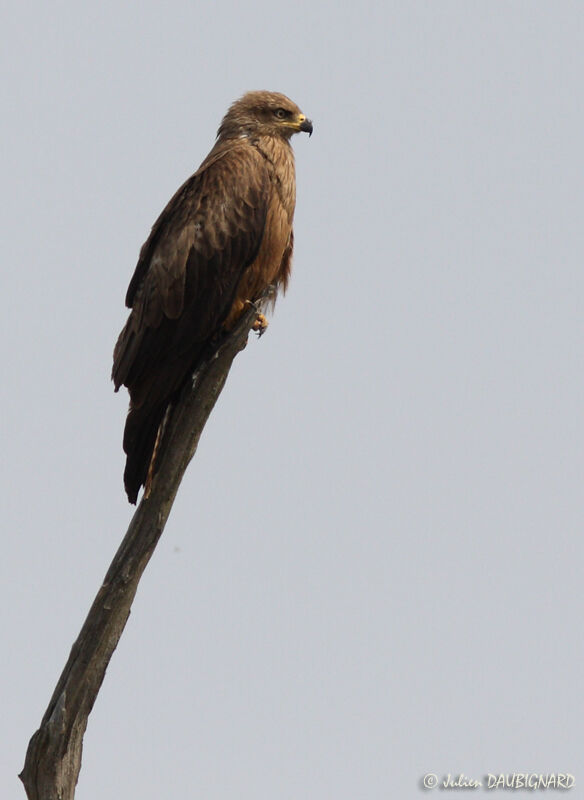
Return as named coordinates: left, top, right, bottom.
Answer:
left=217, top=91, right=313, bottom=142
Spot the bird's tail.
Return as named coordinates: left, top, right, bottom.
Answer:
left=122, top=401, right=169, bottom=504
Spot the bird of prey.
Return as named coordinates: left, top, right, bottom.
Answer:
left=112, top=91, right=313, bottom=503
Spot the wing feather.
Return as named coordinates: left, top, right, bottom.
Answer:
left=112, top=141, right=270, bottom=398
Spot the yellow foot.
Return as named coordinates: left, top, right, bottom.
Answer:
left=252, top=313, right=268, bottom=337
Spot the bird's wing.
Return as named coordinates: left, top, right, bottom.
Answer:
left=112, top=142, right=270, bottom=395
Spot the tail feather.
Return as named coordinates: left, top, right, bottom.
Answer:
left=122, top=403, right=168, bottom=504
left=114, top=323, right=209, bottom=502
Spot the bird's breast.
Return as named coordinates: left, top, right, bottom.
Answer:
left=221, top=138, right=297, bottom=329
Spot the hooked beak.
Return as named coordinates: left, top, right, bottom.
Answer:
left=299, top=116, right=313, bottom=137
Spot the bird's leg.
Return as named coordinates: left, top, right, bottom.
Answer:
left=244, top=300, right=269, bottom=337
left=252, top=313, right=268, bottom=336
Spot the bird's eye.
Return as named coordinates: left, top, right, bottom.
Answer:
left=274, top=108, right=288, bottom=119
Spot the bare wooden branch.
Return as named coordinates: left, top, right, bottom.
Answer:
left=19, top=301, right=263, bottom=800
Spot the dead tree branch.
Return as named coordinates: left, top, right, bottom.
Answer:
left=19, top=301, right=263, bottom=800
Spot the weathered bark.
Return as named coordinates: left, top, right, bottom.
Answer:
left=19, top=301, right=263, bottom=800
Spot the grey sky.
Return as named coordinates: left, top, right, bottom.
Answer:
left=2, top=1, right=582, bottom=797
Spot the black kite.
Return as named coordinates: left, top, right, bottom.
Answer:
left=112, top=91, right=313, bottom=503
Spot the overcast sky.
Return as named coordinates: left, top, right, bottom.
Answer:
left=2, top=1, right=582, bottom=798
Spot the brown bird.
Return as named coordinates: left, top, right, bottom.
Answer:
left=112, top=91, right=313, bottom=503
